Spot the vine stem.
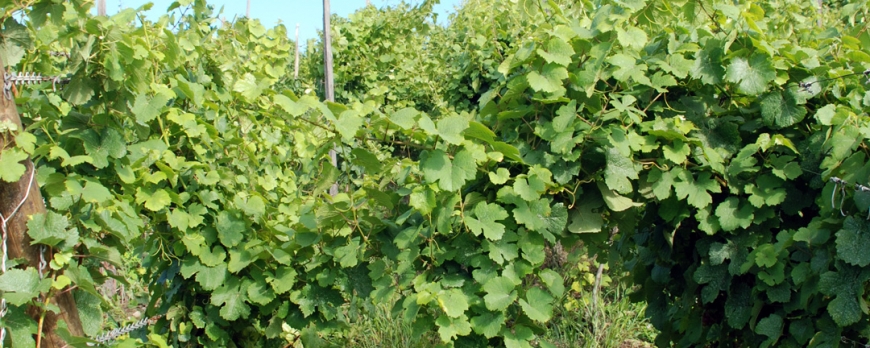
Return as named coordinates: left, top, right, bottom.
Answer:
left=35, top=293, right=53, bottom=348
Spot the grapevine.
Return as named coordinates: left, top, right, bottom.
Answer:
left=0, top=0, right=867, bottom=347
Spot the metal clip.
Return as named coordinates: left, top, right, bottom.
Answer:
left=831, top=177, right=848, bottom=216
left=798, top=81, right=814, bottom=92
left=48, top=51, right=70, bottom=59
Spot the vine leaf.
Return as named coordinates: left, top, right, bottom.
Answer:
left=755, top=314, right=783, bottom=345
left=81, top=128, right=127, bottom=169
left=437, top=114, right=470, bottom=145
left=715, top=197, right=754, bottom=231
left=604, top=147, right=638, bottom=194
left=754, top=244, right=778, bottom=268
left=0, top=268, right=44, bottom=306
left=436, top=314, right=472, bottom=342
left=690, top=39, right=725, bottom=85
left=663, top=139, right=691, bottom=164
left=196, top=264, right=228, bottom=291
left=337, top=110, right=363, bottom=142
left=539, top=269, right=565, bottom=298
left=818, top=266, right=866, bottom=327
left=236, top=195, right=266, bottom=220
left=483, top=276, right=517, bottom=311
left=648, top=168, right=674, bottom=200
left=421, top=149, right=476, bottom=192
left=217, top=210, right=246, bottom=248
left=527, top=63, right=568, bottom=94
left=519, top=287, right=554, bottom=322
left=537, top=37, right=574, bottom=66
left=513, top=198, right=551, bottom=231
left=233, top=72, right=268, bottom=101
left=273, top=95, right=309, bottom=117
left=74, top=291, right=101, bottom=337
left=597, top=182, right=640, bottom=212
left=5, top=304, right=36, bottom=347
left=0, top=148, right=27, bottom=182
left=568, top=194, right=604, bottom=234
left=503, top=325, right=534, bottom=348
left=552, top=100, right=577, bottom=132
left=0, top=17, right=31, bottom=67
left=488, top=168, right=510, bottom=184
left=130, top=92, right=170, bottom=125
left=725, top=54, right=775, bottom=95
left=470, top=311, right=504, bottom=338
left=437, top=289, right=469, bottom=318
left=465, top=202, right=508, bottom=240
left=726, top=283, right=752, bottom=329
left=270, top=267, right=297, bottom=295
left=211, top=277, right=250, bottom=321
left=673, top=170, right=720, bottom=209
left=616, top=26, right=647, bottom=50
left=26, top=211, right=71, bottom=247
left=142, top=188, right=171, bottom=212
left=388, top=107, right=418, bottom=129
left=410, top=186, right=436, bottom=215
left=760, top=88, right=807, bottom=129
left=835, top=216, right=870, bottom=267
left=228, top=248, right=255, bottom=273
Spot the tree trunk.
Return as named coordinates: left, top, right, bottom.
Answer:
left=0, top=63, right=84, bottom=347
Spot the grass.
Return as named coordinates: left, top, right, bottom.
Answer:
left=336, top=281, right=656, bottom=348
left=544, top=285, right=656, bottom=348
left=338, top=302, right=440, bottom=348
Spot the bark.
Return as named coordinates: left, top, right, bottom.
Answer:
left=0, top=63, right=84, bottom=347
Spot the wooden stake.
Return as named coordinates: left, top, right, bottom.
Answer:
left=0, top=62, right=84, bottom=347
left=323, top=0, right=338, bottom=197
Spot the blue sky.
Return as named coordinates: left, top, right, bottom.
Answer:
left=103, top=0, right=463, bottom=42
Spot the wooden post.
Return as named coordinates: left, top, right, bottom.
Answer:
left=294, top=24, right=300, bottom=80
left=323, top=0, right=339, bottom=196
left=0, top=63, right=84, bottom=347
left=97, top=0, right=106, bottom=16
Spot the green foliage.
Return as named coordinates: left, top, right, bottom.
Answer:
left=5, top=0, right=870, bottom=346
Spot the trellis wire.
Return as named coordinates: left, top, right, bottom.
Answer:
left=0, top=163, right=35, bottom=348
left=86, top=314, right=163, bottom=346
left=3, top=72, right=71, bottom=100
left=842, top=335, right=870, bottom=348
left=799, top=69, right=870, bottom=93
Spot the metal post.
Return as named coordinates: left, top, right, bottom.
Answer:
left=246, top=0, right=251, bottom=18
left=323, top=0, right=338, bottom=196
left=294, top=24, right=300, bottom=79
left=817, top=0, right=823, bottom=27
